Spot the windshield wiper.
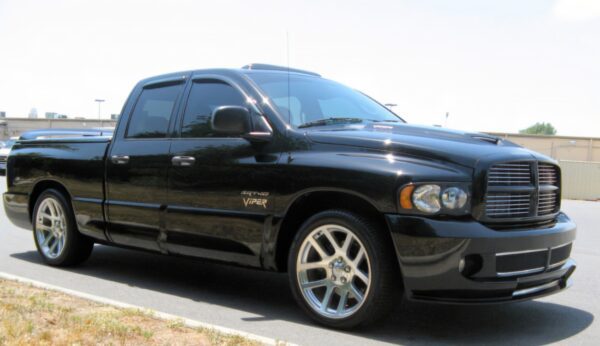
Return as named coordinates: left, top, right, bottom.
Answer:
left=297, top=117, right=365, bottom=129
left=371, top=119, right=400, bottom=123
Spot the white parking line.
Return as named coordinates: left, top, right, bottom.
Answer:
left=0, top=271, right=292, bottom=346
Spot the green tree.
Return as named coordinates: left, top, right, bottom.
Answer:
left=519, top=122, right=557, bottom=135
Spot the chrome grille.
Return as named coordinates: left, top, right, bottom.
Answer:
left=539, top=163, right=558, bottom=185
left=488, top=162, right=532, bottom=186
left=486, top=192, right=531, bottom=218
left=484, top=161, right=560, bottom=220
left=538, top=191, right=558, bottom=215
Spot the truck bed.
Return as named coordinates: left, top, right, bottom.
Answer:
left=5, top=136, right=111, bottom=240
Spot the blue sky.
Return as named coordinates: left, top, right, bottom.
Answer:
left=0, top=0, right=599, bottom=136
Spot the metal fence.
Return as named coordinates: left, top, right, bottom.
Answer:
left=559, top=160, right=600, bottom=200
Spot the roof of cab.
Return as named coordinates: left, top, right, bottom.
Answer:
left=138, top=63, right=321, bottom=87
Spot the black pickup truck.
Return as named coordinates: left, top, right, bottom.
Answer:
left=3, top=64, right=576, bottom=328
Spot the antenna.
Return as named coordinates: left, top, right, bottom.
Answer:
left=286, top=31, right=291, bottom=125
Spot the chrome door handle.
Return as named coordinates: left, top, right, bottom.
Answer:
left=111, top=155, right=130, bottom=164
left=172, top=156, right=195, bottom=167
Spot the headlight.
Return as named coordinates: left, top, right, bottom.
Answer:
left=399, top=183, right=470, bottom=215
left=412, top=184, right=441, bottom=213
left=441, top=187, right=468, bottom=209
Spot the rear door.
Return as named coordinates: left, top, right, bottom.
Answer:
left=164, top=76, right=277, bottom=266
left=106, top=77, right=187, bottom=251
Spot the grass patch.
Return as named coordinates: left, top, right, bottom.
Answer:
left=0, top=279, right=262, bottom=345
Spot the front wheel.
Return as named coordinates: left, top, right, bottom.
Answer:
left=32, top=189, right=94, bottom=266
left=288, top=210, right=401, bottom=329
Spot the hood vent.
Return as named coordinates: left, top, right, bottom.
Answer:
left=471, top=135, right=501, bottom=145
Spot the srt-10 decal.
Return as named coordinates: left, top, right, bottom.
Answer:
left=241, top=191, right=269, bottom=209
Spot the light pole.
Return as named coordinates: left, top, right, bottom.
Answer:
left=94, top=99, right=105, bottom=119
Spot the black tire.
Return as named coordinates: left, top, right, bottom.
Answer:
left=288, top=209, right=401, bottom=329
left=32, top=189, right=94, bottom=266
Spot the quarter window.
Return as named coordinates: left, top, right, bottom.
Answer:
left=181, top=81, right=246, bottom=138
left=126, top=84, right=184, bottom=138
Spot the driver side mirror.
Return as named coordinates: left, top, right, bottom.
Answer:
left=211, top=106, right=272, bottom=142
left=211, top=106, right=251, bottom=136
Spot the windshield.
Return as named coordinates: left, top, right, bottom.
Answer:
left=247, top=73, right=403, bottom=128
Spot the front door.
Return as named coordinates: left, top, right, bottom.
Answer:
left=106, top=80, right=185, bottom=251
left=165, top=77, right=277, bottom=266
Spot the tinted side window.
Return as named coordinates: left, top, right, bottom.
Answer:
left=181, top=81, right=245, bottom=138
left=126, top=84, right=184, bottom=138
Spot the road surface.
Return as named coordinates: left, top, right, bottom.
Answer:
left=0, top=180, right=597, bottom=345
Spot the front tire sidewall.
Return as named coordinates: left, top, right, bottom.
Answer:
left=288, top=211, right=396, bottom=329
left=32, top=190, right=80, bottom=266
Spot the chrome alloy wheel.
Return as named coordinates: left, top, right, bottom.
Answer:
left=34, top=197, right=67, bottom=259
left=296, top=224, right=372, bottom=319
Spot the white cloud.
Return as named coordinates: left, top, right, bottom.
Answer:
left=553, top=0, right=600, bottom=21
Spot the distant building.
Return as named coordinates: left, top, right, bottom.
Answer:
left=45, top=112, right=68, bottom=119
left=111, top=113, right=120, bottom=120
left=28, top=108, right=38, bottom=119
left=0, top=111, right=5, bottom=118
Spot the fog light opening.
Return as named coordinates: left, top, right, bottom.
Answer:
left=458, top=258, right=466, bottom=273
left=460, top=254, right=483, bottom=277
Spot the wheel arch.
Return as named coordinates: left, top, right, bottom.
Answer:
left=29, top=179, right=72, bottom=222
left=274, top=189, right=395, bottom=272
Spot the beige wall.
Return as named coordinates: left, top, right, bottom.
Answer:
left=0, top=118, right=117, bottom=140
left=559, top=161, right=600, bottom=200
left=487, top=132, right=600, bottom=162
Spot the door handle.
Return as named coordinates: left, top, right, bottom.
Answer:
left=111, top=155, right=130, bottom=165
left=172, top=156, right=195, bottom=167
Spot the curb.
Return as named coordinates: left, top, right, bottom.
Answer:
left=0, top=271, right=291, bottom=346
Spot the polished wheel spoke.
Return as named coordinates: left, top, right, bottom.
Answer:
left=49, top=239, right=59, bottom=254
left=340, top=233, right=353, bottom=255
left=57, top=237, right=64, bottom=254
left=35, top=197, right=67, bottom=259
left=320, top=285, right=334, bottom=312
left=307, top=237, right=328, bottom=260
left=353, top=248, right=365, bottom=267
left=41, top=233, right=54, bottom=247
left=349, top=284, right=364, bottom=301
left=354, top=269, right=369, bottom=285
left=301, top=279, right=328, bottom=289
left=336, top=288, right=349, bottom=314
left=297, top=224, right=372, bottom=319
left=298, top=260, right=327, bottom=271
left=322, top=229, right=340, bottom=251
left=36, top=223, right=53, bottom=232
left=40, top=213, right=59, bottom=221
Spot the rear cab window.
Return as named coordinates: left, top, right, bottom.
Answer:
left=126, top=84, right=184, bottom=139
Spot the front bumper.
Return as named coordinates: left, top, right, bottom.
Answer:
left=386, top=212, right=576, bottom=304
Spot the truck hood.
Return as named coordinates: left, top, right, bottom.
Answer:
left=306, top=122, right=539, bottom=168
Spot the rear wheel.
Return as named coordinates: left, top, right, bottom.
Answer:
left=288, top=210, right=401, bottom=329
left=32, top=189, right=94, bottom=266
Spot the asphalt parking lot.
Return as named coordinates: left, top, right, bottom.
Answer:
left=0, top=179, right=598, bottom=345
